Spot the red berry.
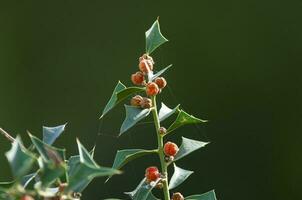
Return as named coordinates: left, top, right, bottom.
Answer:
left=20, top=195, right=34, bottom=200
left=164, top=142, right=179, bottom=157
left=131, top=95, right=143, bottom=107
left=172, top=192, right=184, bottom=200
left=155, top=77, right=167, bottom=89
left=140, top=97, right=153, bottom=109
left=139, top=59, right=153, bottom=73
left=145, top=166, right=160, bottom=182
left=146, top=82, right=159, bottom=96
left=131, top=71, right=145, bottom=85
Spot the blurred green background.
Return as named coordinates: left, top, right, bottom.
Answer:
left=0, top=1, right=301, bottom=199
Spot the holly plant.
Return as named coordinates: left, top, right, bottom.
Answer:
left=100, top=19, right=217, bottom=200
left=0, top=19, right=217, bottom=200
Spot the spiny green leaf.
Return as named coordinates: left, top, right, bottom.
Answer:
left=158, top=103, right=180, bottom=122
left=169, top=164, right=193, bottom=190
left=106, top=149, right=156, bottom=182
left=148, top=64, right=172, bottom=81
left=125, top=178, right=160, bottom=200
left=21, top=172, right=37, bottom=187
left=37, top=158, right=66, bottom=187
left=43, top=123, right=67, bottom=145
left=68, top=147, right=95, bottom=177
left=101, top=81, right=126, bottom=118
left=29, top=133, right=66, bottom=163
left=66, top=140, right=121, bottom=193
left=185, top=190, right=217, bottom=200
left=173, top=137, right=209, bottom=162
left=146, top=193, right=160, bottom=200
left=167, top=109, right=207, bottom=133
left=145, top=19, right=168, bottom=54
left=101, top=81, right=145, bottom=118
left=120, top=105, right=151, bottom=135
left=112, top=149, right=157, bottom=169
left=5, top=136, right=36, bottom=178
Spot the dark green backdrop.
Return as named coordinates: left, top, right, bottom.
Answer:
left=0, top=1, right=301, bottom=200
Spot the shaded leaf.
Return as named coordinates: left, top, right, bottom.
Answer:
left=174, top=137, right=209, bottom=162
left=167, top=110, right=207, bottom=133
left=5, top=136, right=36, bottom=178
left=37, top=158, right=66, bottom=187
left=146, top=193, right=160, bottom=200
left=101, top=81, right=145, bottom=118
left=125, top=178, right=160, bottom=200
left=148, top=64, right=172, bottom=81
left=120, top=105, right=151, bottom=135
left=185, top=190, right=217, bottom=200
left=29, top=133, right=65, bottom=163
left=43, top=123, right=67, bottom=145
left=169, top=164, right=193, bottom=190
left=66, top=140, right=121, bottom=193
left=158, top=103, right=180, bottom=122
left=106, top=149, right=156, bottom=182
left=112, top=149, right=156, bottom=169
left=145, top=19, right=168, bottom=54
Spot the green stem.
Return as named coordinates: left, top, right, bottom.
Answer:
left=151, top=96, right=170, bottom=200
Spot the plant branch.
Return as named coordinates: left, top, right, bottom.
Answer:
left=0, top=127, right=15, bottom=143
left=151, top=96, right=170, bottom=200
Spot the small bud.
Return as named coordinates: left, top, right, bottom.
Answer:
left=158, top=127, right=167, bottom=135
left=131, top=71, right=145, bottom=85
left=139, top=54, right=154, bottom=64
left=146, top=82, right=160, bottom=96
left=172, top=192, right=184, bottom=200
left=59, top=183, right=68, bottom=193
left=20, top=195, right=34, bottom=200
left=140, top=97, right=152, bottom=109
left=131, top=95, right=143, bottom=107
left=145, top=166, right=161, bottom=182
left=155, top=77, right=167, bottom=89
left=155, top=182, right=163, bottom=189
left=165, top=155, right=174, bottom=162
left=164, top=142, right=179, bottom=157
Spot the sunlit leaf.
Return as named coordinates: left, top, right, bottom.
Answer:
left=167, top=110, right=207, bottom=133
left=185, top=190, right=217, bottom=200
left=148, top=64, right=172, bottom=81
left=125, top=178, right=160, bottom=200
left=158, top=103, right=180, bottom=122
left=169, top=164, right=193, bottom=190
left=5, top=136, right=36, bottom=178
left=120, top=105, right=151, bottom=135
left=145, top=19, right=168, bottom=54
left=100, top=81, right=145, bottom=118
left=21, top=172, right=37, bottom=187
left=43, top=123, right=67, bottom=145
left=173, top=137, right=209, bottom=162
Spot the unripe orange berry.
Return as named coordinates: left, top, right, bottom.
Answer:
left=131, top=95, right=143, bottom=107
left=172, top=192, right=184, bottom=200
left=140, top=97, right=152, bottom=109
left=164, top=142, right=179, bottom=157
left=139, top=54, right=154, bottom=63
left=146, top=82, right=159, bottom=96
left=145, top=166, right=160, bottom=182
left=139, top=59, right=154, bottom=73
left=21, top=195, right=34, bottom=200
left=131, top=71, right=145, bottom=85
left=155, top=77, right=167, bottom=89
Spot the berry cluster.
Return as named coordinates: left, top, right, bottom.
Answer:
left=130, top=54, right=167, bottom=108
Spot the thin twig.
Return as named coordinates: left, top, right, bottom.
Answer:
left=0, top=127, right=15, bottom=143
